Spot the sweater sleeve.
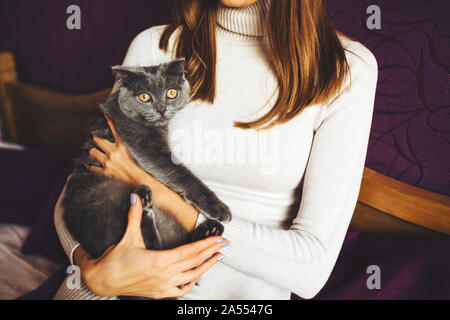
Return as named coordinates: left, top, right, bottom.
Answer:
left=53, top=29, right=155, bottom=265
left=54, top=175, right=79, bottom=265
left=220, top=48, right=378, bottom=299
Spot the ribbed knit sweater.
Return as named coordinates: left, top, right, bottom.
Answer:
left=54, top=0, right=378, bottom=300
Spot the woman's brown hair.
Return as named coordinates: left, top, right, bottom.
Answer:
left=160, top=0, right=349, bottom=129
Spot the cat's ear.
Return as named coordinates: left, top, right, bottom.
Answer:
left=111, top=66, right=146, bottom=82
left=164, top=59, right=186, bottom=77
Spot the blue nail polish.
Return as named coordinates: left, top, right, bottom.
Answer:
left=130, top=194, right=137, bottom=205
left=218, top=256, right=225, bottom=261
left=222, top=241, right=230, bottom=248
left=216, top=238, right=224, bottom=244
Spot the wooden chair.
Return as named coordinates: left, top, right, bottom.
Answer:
left=350, top=167, right=450, bottom=239
left=0, top=52, right=108, bottom=152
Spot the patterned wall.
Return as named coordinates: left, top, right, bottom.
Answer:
left=328, top=0, right=450, bottom=195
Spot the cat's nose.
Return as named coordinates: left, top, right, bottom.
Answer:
left=156, top=105, right=166, bottom=113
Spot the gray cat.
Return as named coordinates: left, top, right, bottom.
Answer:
left=62, top=59, right=231, bottom=260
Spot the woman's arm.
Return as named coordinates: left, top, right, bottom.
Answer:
left=54, top=171, right=226, bottom=299
left=218, top=51, right=378, bottom=299
left=73, top=195, right=225, bottom=298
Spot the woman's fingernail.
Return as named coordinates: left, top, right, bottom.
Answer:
left=130, top=194, right=137, bottom=205
left=222, top=241, right=230, bottom=248
left=216, top=238, right=224, bottom=244
left=218, top=255, right=225, bottom=261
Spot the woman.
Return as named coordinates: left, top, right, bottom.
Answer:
left=54, top=0, right=378, bottom=300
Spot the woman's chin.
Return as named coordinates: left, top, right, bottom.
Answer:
left=220, top=0, right=260, bottom=8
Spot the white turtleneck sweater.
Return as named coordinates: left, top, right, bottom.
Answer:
left=54, top=0, right=378, bottom=300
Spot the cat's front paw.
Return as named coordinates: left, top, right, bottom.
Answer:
left=191, top=220, right=224, bottom=242
left=200, top=197, right=232, bottom=222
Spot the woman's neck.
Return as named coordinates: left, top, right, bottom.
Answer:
left=216, top=0, right=271, bottom=38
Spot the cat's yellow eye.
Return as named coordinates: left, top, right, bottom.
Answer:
left=138, top=93, right=151, bottom=102
left=167, top=89, right=178, bottom=99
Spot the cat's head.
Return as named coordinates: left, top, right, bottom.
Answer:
left=111, top=59, right=190, bottom=126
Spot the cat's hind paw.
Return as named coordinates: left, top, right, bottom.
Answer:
left=134, top=185, right=153, bottom=213
left=191, top=220, right=224, bottom=242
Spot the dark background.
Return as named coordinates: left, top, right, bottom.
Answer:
left=0, top=0, right=449, bottom=195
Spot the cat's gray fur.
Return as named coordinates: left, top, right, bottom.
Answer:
left=62, top=59, right=231, bottom=259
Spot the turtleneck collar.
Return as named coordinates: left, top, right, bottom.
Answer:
left=216, top=0, right=270, bottom=38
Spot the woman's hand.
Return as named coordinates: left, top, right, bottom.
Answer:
left=86, top=113, right=199, bottom=231
left=86, top=114, right=149, bottom=188
left=75, top=194, right=227, bottom=299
